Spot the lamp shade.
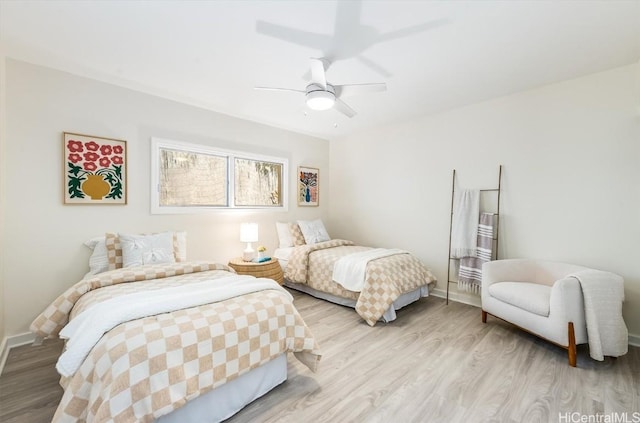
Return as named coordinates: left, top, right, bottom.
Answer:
left=240, top=223, right=258, bottom=243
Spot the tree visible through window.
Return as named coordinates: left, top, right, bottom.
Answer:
left=151, top=138, right=288, bottom=213
left=160, top=149, right=228, bottom=206
left=234, top=158, right=282, bottom=206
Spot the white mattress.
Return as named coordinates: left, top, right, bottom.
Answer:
left=273, top=247, right=294, bottom=268
left=156, top=353, right=287, bottom=423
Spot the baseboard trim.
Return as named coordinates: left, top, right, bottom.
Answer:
left=430, top=287, right=482, bottom=308
left=434, top=290, right=640, bottom=348
left=0, top=332, right=36, bottom=376
left=0, top=337, right=7, bottom=377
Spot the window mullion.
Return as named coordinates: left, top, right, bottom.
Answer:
left=228, top=154, right=235, bottom=208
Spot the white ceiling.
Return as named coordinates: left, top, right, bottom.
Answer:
left=2, top=0, right=639, bottom=140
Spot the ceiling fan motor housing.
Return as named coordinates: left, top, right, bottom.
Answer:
left=306, top=83, right=336, bottom=110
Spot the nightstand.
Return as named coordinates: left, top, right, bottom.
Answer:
left=228, top=257, right=284, bottom=285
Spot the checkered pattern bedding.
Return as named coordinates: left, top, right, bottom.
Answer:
left=284, top=240, right=437, bottom=326
left=30, top=262, right=321, bottom=422
left=31, top=261, right=232, bottom=338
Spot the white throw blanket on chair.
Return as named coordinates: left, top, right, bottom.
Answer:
left=569, top=269, right=628, bottom=361
left=333, top=248, right=406, bottom=292
left=450, top=189, right=480, bottom=258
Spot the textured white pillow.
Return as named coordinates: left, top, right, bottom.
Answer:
left=119, top=232, right=176, bottom=267
left=297, top=219, right=330, bottom=244
left=276, top=222, right=294, bottom=248
left=84, top=236, right=109, bottom=275
left=85, top=231, right=186, bottom=275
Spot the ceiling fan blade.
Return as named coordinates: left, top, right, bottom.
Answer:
left=333, top=0, right=362, bottom=40
left=254, top=86, right=305, bottom=94
left=256, top=21, right=330, bottom=51
left=334, top=83, right=387, bottom=98
left=333, top=98, right=357, bottom=118
left=356, top=55, right=392, bottom=78
left=376, top=18, right=450, bottom=43
left=310, top=58, right=328, bottom=89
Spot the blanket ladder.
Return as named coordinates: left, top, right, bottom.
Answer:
left=446, top=165, right=502, bottom=305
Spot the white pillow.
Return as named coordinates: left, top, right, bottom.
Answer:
left=276, top=222, right=294, bottom=248
left=85, top=230, right=186, bottom=275
left=297, top=219, right=330, bottom=245
left=119, top=232, right=176, bottom=267
left=84, top=236, right=109, bottom=275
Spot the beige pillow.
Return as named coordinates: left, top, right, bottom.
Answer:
left=290, top=223, right=306, bottom=246
left=105, top=232, right=123, bottom=270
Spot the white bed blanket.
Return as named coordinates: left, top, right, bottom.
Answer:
left=333, top=248, right=406, bottom=292
left=569, top=269, right=628, bottom=361
left=57, top=275, right=289, bottom=377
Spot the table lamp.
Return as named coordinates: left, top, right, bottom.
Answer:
left=240, top=222, right=258, bottom=261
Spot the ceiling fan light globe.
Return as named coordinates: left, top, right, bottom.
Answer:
left=306, top=91, right=335, bottom=111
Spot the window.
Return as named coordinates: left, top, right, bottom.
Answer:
left=151, top=138, right=288, bottom=213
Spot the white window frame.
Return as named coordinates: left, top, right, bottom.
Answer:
left=151, top=137, right=288, bottom=214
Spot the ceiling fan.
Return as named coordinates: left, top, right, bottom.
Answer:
left=255, top=57, right=386, bottom=118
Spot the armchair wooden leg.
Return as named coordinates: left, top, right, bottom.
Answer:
left=482, top=310, right=487, bottom=323
left=568, top=322, right=577, bottom=367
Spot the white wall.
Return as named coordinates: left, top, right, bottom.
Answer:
left=2, top=59, right=329, bottom=336
left=3, top=58, right=638, bottom=344
left=329, top=63, right=640, bottom=339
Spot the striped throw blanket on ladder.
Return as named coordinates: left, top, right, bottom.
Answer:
left=458, top=212, right=496, bottom=293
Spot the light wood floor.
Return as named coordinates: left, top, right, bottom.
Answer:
left=1, top=291, right=638, bottom=423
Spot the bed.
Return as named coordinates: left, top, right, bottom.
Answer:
left=275, top=220, right=437, bottom=326
left=30, top=232, right=321, bottom=423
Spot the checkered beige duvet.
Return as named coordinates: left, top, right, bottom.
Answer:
left=30, top=262, right=321, bottom=423
left=284, top=239, right=437, bottom=326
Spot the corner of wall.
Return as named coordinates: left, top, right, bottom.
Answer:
left=0, top=46, right=7, bottom=352
left=0, top=336, right=7, bottom=376
left=0, top=332, right=36, bottom=376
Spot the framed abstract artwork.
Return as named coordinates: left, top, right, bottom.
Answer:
left=63, top=132, right=127, bottom=204
left=298, top=166, right=319, bottom=206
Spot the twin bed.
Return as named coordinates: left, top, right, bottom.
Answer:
left=31, top=233, right=320, bottom=422
left=275, top=220, right=437, bottom=326
left=31, top=224, right=435, bottom=422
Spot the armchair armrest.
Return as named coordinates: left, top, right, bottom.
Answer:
left=549, top=277, right=585, bottom=323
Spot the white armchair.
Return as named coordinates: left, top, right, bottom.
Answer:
left=481, top=259, right=589, bottom=367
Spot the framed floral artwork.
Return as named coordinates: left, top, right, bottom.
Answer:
left=298, top=166, right=319, bottom=206
left=63, top=132, right=127, bottom=204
